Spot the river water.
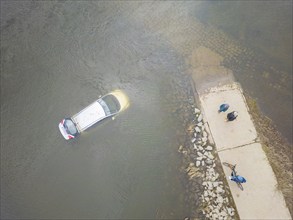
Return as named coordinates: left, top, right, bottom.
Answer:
left=1, top=1, right=292, bottom=219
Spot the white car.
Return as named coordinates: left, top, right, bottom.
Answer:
left=59, top=90, right=128, bottom=140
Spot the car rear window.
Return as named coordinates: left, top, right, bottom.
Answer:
left=64, top=119, right=78, bottom=135
left=101, top=95, right=121, bottom=114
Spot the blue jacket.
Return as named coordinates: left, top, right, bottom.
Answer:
left=231, top=175, right=246, bottom=183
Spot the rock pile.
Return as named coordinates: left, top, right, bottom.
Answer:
left=179, top=107, right=236, bottom=219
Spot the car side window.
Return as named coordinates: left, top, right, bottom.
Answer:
left=98, top=99, right=111, bottom=115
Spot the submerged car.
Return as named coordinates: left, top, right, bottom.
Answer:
left=59, top=90, right=128, bottom=140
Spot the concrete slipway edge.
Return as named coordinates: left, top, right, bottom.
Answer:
left=193, top=81, right=291, bottom=219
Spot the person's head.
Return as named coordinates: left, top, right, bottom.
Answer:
left=233, top=111, right=238, bottom=117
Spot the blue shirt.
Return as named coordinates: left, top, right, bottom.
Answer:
left=231, top=175, right=246, bottom=183
left=219, top=104, right=229, bottom=112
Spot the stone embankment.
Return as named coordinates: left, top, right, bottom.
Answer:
left=178, top=108, right=236, bottom=219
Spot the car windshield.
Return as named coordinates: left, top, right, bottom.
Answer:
left=64, top=119, right=78, bottom=135
left=98, top=94, right=120, bottom=115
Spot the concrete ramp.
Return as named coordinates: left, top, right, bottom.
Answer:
left=199, top=83, right=291, bottom=219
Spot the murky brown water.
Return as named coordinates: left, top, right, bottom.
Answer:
left=1, top=1, right=291, bottom=219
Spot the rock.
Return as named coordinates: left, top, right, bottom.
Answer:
left=197, top=114, right=203, bottom=122
left=178, top=145, right=183, bottom=152
left=193, top=144, right=198, bottom=150
left=213, top=182, right=219, bottom=187
left=194, top=108, right=201, bottom=114
left=197, top=152, right=203, bottom=157
left=194, top=132, right=197, bottom=138
left=185, top=167, right=191, bottom=173
left=189, top=172, right=198, bottom=179
left=206, top=145, right=213, bottom=151
left=196, top=161, right=201, bottom=167
left=195, top=126, right=201, bottom=133
left=187, top=166, right=199, bottom=178
left=197, top=122, right=203, bottom=127
left=203, top=131, right=207, bottom=137
left=206, top=190, right=212, bottom=196
left=214, top=173, right=219, bottom=179
left=197, top=157, right=203, bottom=161
left=206, top=159, right=213, bottom=165
left=207, top=181, right=213, bottom=187
left=198, top=146, right=203, bottom=151
left=227, top=207, right=234, bottom=216
left=201, top=161, right=205, bottom=166
left=212, top=214, right=218, bottom=219
left=202, top=136, right=207, bottom=142
left=211, top=176, right=218, bottom=182
left=207, top=168, right=214, bottom=174
left=216, top=208, right=221, bottom=215
left=216, top=196, right=224, bottom=204
left=191, top=138, right=196, bottom=143
left=216, top=186, right=223, bottom=194
left=208, top=153, right=215, bottom=160
left=197, top=140, right=202, bottom=145
left=220, top=211, right=227, bottom=218
left=204, top=191, right=208, bottom=197
left=209, top=191, right=216, bottom=198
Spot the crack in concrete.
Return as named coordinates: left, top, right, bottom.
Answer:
left=216, top=139, right=260, bottom=153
